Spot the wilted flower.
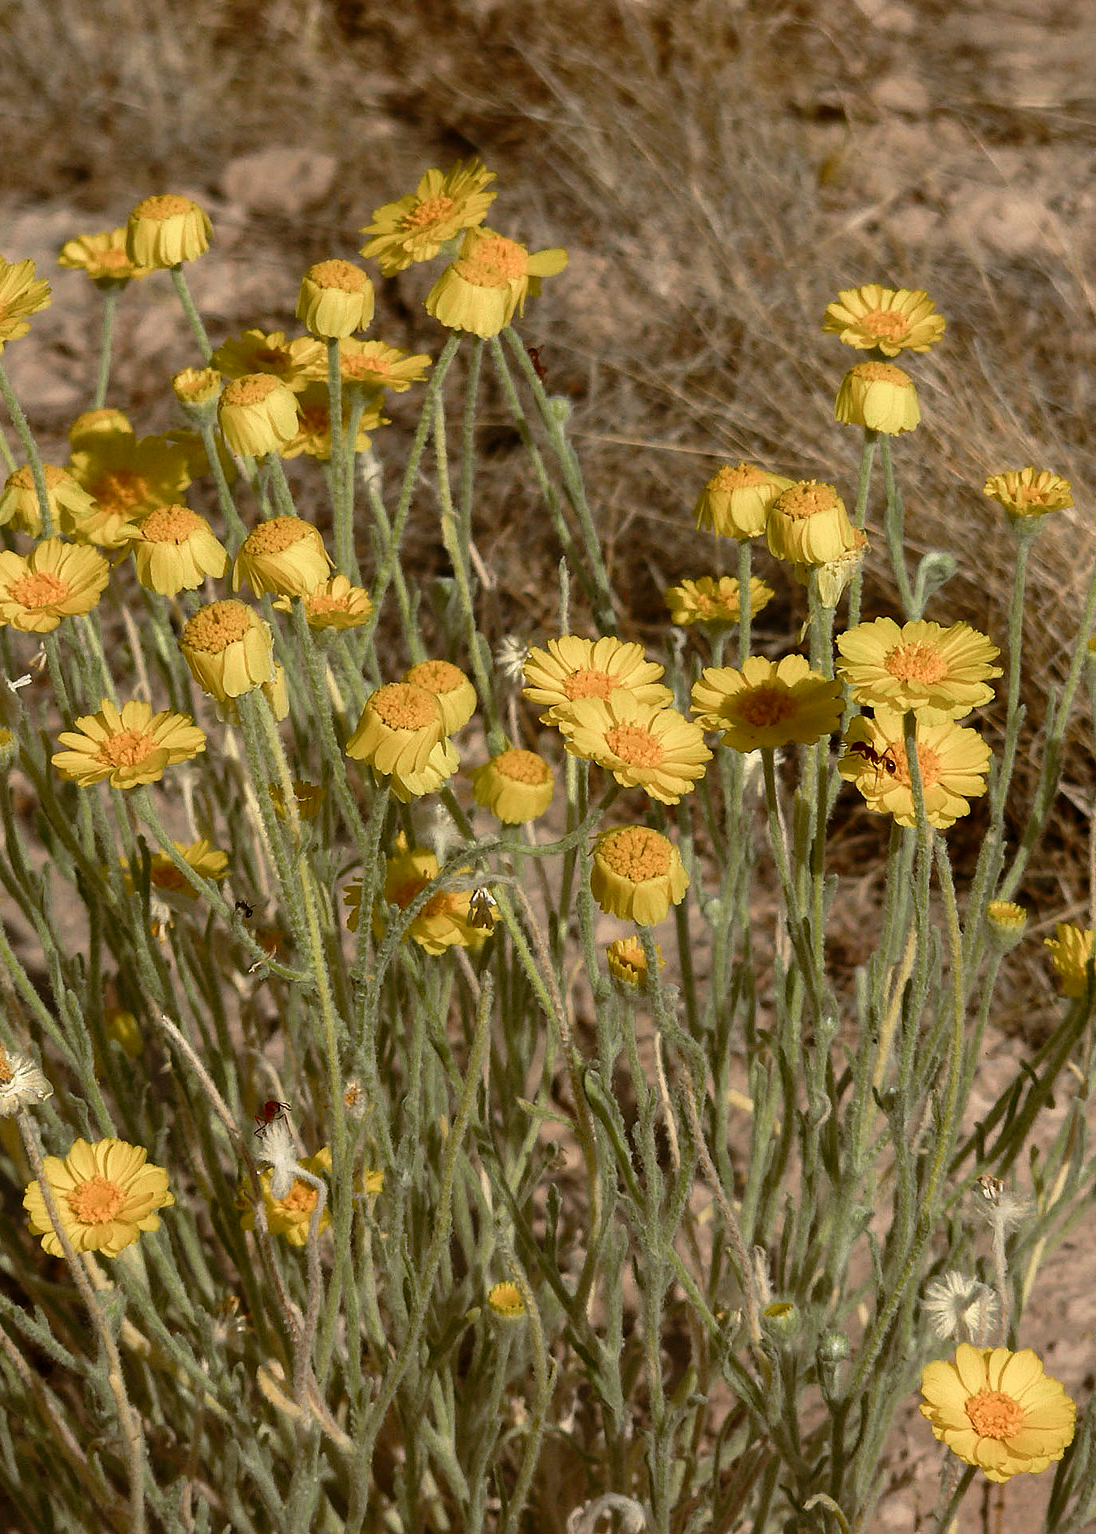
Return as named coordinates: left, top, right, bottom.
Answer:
left=232, top=516, right=332, bottom=599
left=296, top=260, right=375, bottom=339
left=180, top=600, right=275, bottom=702
left=835, top=361, right=921, bottom=435
left=766, top=481, right=856, bottom=566
left=590, top=825, right=689, bottom=927
left=0, top=1046, right=53, bottom=1115
left=403, top=660, right=477, bottom=734
left=470, top=748, right=555, bottom=824
left=693, top=463, right=792, bottom=540
left=217, top=374, right=300, bottom=458
left=133, top=505, right=228, bottom=595
left=922, top=1272, right=998, bottom=1342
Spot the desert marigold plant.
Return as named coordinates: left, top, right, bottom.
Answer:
left=822, top=283, right=946, bottom=355
left=920, top=1345, right=1076, bottom=1482
left=836, top=617, right=1002, bottom=721
left=693, top=462, right=793, bottom=539
left=523, top=634, right=672, bottom=722
left=360, top=159, right=498, bottom=273
left=24, top=1138, right=175, bottom=1258
left=691, top=655, right=844, bottom=751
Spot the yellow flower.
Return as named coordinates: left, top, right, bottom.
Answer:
left=425, top=228, right=568, bottom=338
left=1044, top=923, right=1095, bottom=999
left=0, top=257, right=51, bottom=350
left=403, top=659, right=477, bottom=734
left=345, top=682, right=447, bottom=778
left=986, top=901, right=1028, bottom=952
left=53, top=699, right=206, bottom=789
left=839, top=709, right=991, bottom=830
left=269, top=780, right=326, bottom=822
left=606, top=935, right=664, bottom=990
left=296, top=259, right=375, bottom=340
left=693, top=463, right=793, bottom=540
left=691, top=656, right=844, bottom=751
left=217, top=374, right=300, bottom=458
left=232, top=516, right=333, bottom=599
left=464, top=227, right=569, bottom=321
left=133, top=505, right=229, bottom=595
left=795, top=527, right=870, bottom=609
left=823, top=284, right=946, bottom=356
left=69, top=407, right=133, bottom=450
left=470, top=748, right=555, bottom=824
left=664, top=575, right=775, bottom=628
left=835, top=361, right=921, bottom=435
left=180, top=600, right=275, bottom=702
left=172, top=366, right=223, bottom=410
left=0, top=464, right=97, bottom=538
left=920, top=1344, right=1075, bottom=1483
left=591, top=825, right=689, bottom=927
left=68, top=433, right=192, bottom=543
left=836, top=618, right=1001, bottom=722
left=766, top=481, right=856, bottom=566
left=360, top=160, right=498, bottom=274
left=24, top=1137, right=174, bottom=1258
left=280, top=381, right=387, bottom=461
left=367, top=836, right=496, bottom=954
left=210, top=329, right=325, bottom=393
left=274, top=574, right=374, bottom=631
left=238, top=1148, right=332, bottom=1247
left=104, top=1007, right=143, bottom=1060
left=487, top=1281, right=526, bottom=1322
left=983, top=467, right=1073, bottom=521
left=523, top=635, right=672, bottom=724
left=122, top=837, right=229, bottom=899
left=58, top=228, right=153, bottom=287
left=126, top=194, right=212, bottom=267
left=337, top=338, right=432, bottom=394
left=0, top=539, right=109, bottom=633
left=557, top=695, right=711, bottom=804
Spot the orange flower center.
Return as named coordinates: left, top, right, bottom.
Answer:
left=406, top=195, right=454, bottom=230
left=344, top=354, right=391, bottom=380
left=308, top=591, right=352, bottom=615
left=151, top=861, right=188, bottom=893
left=862, top=309, right=911, bottom=342
left=965, top=1390, right=1025, bottom=1440
left=390, top=874, right=431, bottom=909
left=406, top=660, right=463, bottom=696
left=223, top=373, right=283, bottom=406
left=734, top=685, right=795, bottom=728
left=453, top=256, right=510, bottom=290
left=853, top=361, right=909, bottom=385
left=562, top=668, right=617, bottom=702
left=309, top=259, right=368, bottom=293
left=713, top=464, right=768, bottom=492
left=497, top=749, right=550, bottom=785
left=243, top=518, right=309, bottom=556
left=134, top=194, right=193, bottom=222
left=99, top=729, right=157, bottom=768
left=142, top=505, right=204, bottom=543
left=97, top=249, right=131, bottom=271
left=183, top=600, right=254, bottom=654
left=252, top=346, right=292, bottom=370
left=882, top=741, right=942, bottom=790
left=372, top=684, right=439, bottom=733
left=424, top=891, right=459, bottom=920
left=92, top=469, right=149, bottom=512
left=475, top=236, right=527, bottom=279
left=9, top=571, right=68, bottom=609
left=605, top=724, right=665, bottom=768
left=299, top=406, right=329, bottom=436
left=281, top=1179, right=319, bottom=1215
left=885, top=642, right=948, bottom=685
left=599, top=826, right=672, bottom=882
left=68, top=1174, right=126, bottom=1225
left=774, top=482, right=840, bottom=522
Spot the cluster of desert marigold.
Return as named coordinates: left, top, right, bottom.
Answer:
left=0, top=177, right=1085, bottom=1483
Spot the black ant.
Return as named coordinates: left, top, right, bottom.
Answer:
left=846, top=740, right=899, bottom=777
left=526, top=345, right=547, bottom=385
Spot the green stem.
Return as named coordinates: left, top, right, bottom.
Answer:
left=92, top=287, right=119, bottom=410
left=880, top=437, right=915, bottom=619
left=170, top=265, right=213, bottom=361
left=0, top=359, right=53, bottom=535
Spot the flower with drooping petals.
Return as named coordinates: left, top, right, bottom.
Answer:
left=836, top=618, right=1001, bottom=722
left=426, top=227, right=568, bottom=338
left=835, top=361, right=921, bottom=435
left=766, top=481, right=856, bottom=566
left=557, top=694, right=711, bottom=803
left=823, top=284, right=945, bottom=356
left=983, top=468, right=1073, bottom=521
left=403, top=659, right=477, bottom=734
left=363, top=834, right=496, bottom=953
left=337, top=338, right=432, bottom=394
left=180, top=600, right=275, bottom=702
left=796, top=527, right=870, bottom=609
left=1044, top=923, right=1095, bottom=999
left=24, top=1137, right=175, bottom=1257
left=232, top=516, right=333, bottom=599
left=523, top=636, right=672, bottom=724
left=133, top=505, right=228, bottom=595
left=920, top=1343, right=1075, bottom=1482
left=606, top=935, right=664, bottom=991
left=210, top=329, right=325, bottom=392
left=126, top=195, right=212, bottom=268
left=121, top=837, right=229, bottom=899
left=839, top=709, right=991, bottom=829
left=217, top=374, right=300, bottom=458
left=237, top=1147, right=332, bottom=1247
left=53, top=700, right=206, bottom=789
left=470, top=748, right=555, bottom=824
left=0, top=257, right=51, bottom=350
left=0, top=539, right=109, bottom=633
left=360, top=160, right=498, bottom=274
left=590, top=825, right=689, bottom=927
left=297, top=259, right=375, bottom=339
left=274, top=574, right=374, bottom=631
left=345, top=682, right=447, bottom=780
left=693, top=463, right=793, bottom=540
left=664, top=575, right=775, bottom=628
left=280, top=382, right=387, bottom=461
left=59, top=228, right=153, bottom=287
left=692, top=656, right=844, bottom=752
left=0, top=464, right=97, bottom=537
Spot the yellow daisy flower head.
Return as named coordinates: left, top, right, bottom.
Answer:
left=557, top=694, right=711, bottom=804
left=523, top=635, right=672, bottom=725
left=217, top=374, right=300, bottom=459
left=126, top=194, right=212, bottom=268
left=237, top=1148, right=332, bottom=1247
left=388, top=738, right=460, bottom=803
left=1044, top=923, right=1095, bottom=999
left=370, top=837, right=496, bottom=954
left=232, top=516, right=333, bottom=599
left=836, top=618, right=1002, bottom=722
left=121, top=837, right=229, bottom=899
left=986, top=900, right=1028, bottom=953
left=486, top=1281, right=526, bottom=1323
left=134, top=505, right=229, bottom=596
left=296, top=259, right=375, bottom=340
left=463, top=227, right=568, bottom=321
left=345, top=682, right=447, bottom=779
left=58, top=228, right=153, bottom=288
left=337, top=338, right=432, bottom=394
left=470, top=747, right=555, bottom=824
left=172, top=366, right=223, bottom=410
left=591, top=825, right=689, bottom=927
left=68, top=432, right=193, bottom=542
left=0, top=256, right=51, bottom=351
left=606, top=934, right=664, bottom=991
left=280, top=381, right=387, bottom=462
left=920, top=1343, right=1075, bottom=1483
left=53, top=699, right=206, bottom=789
left=273, top=574, right=374, bottom=632
left=664, top=575, right=775, bottom=628
left=180, top=599, right=276, bottom=702
left=360, top=160, right=498, bottom=274
left=835, top=361, right=921, bottom=435
left=24, top=1137, right=174, bottom=1258
left=693, top=463, right=793, bottom=540
left=822, top=284, right=946, bottom=357
left=0, top=539, right=109, bottom=633
left=0, top=463, right=97, bottom=538
left=210, top=329, right=326, bottom=393
left=839, top=709, right=991, bottom=830
left=425, top=227, right=568, bottom=337
left=691, top=655, right=843, bottom=752
left=766, top=480, right=856, bottom=567
left=983, top=467, right=1074, bottom=521
left=69, top=407, right=134, bottom=449
left=403, top=659, right=477, bottom=734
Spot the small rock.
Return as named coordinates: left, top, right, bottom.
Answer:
left=873, top=74, right=931, bottom=116
left=221, top=148, right=338, bottom=218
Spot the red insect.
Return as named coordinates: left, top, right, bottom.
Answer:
left=526, top=345, right=547, bottom=385
left=254, top=1100, right=290, bottom=1135
left=846, top=741, right=899, bottom=777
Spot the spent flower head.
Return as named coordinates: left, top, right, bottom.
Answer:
left=233, top=516, right=333, bottom=599
left=766, top=480, right=856, bottom=566
left=0, top=1045, right=53, bottom=1115
left=590, top=825, right=689, bottom=927
left=835, top=361, right=921, bottom=435
left=694, top=463, right=792, bottom=540
left=296, top=260, right=375, bottom=339
left=922, top=1271, right=998, bottom=1342
left=218, top=374, right=300, bottom=458
left=126, top=194, right=212, bottom=267
left=134, top=505, right=228, bottom=596
left=180, top=600, right=276, bottom=702
left=470, top=748, right=555, bottom=824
